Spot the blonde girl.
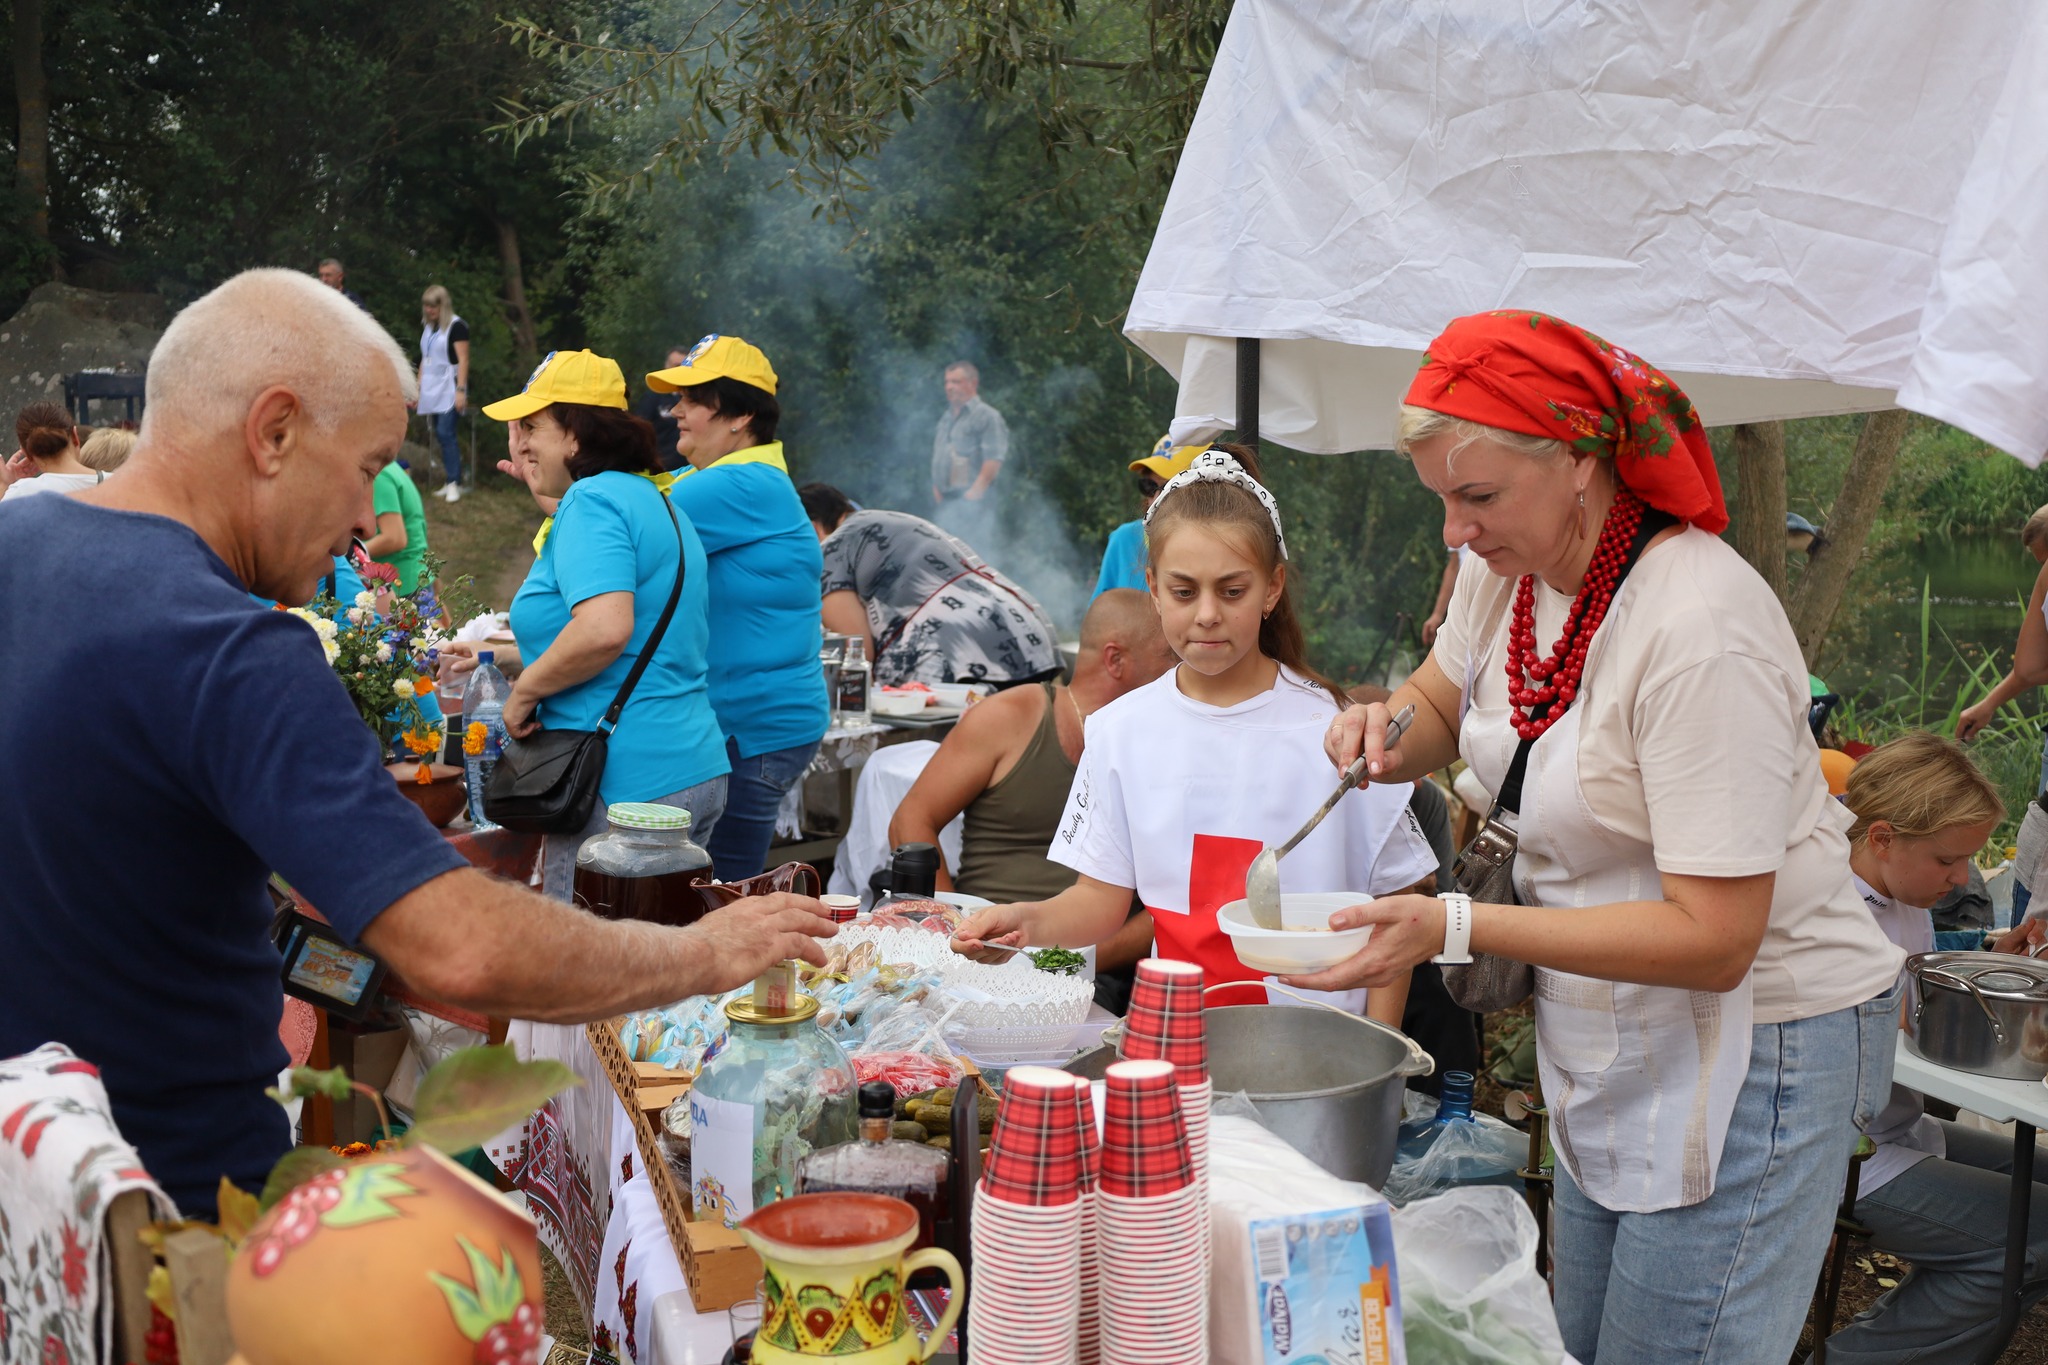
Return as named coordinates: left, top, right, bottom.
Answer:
left=1824, top=732, right=2039, bottom=1364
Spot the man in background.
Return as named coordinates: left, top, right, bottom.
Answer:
left=637, top=344, right=688, bottom=469
left=888, top=588, right=1171, bottom=1007
left=930, top=360, right=1007, bottom=543
left=316, top=257, right=365, bottom=309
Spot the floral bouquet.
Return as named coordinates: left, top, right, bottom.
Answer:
left=285, top=561, right=445, bottom=781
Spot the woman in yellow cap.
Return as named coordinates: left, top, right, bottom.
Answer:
left=447, top=349, right=731, bottom=898
left=1092, top=433, right=1208, bottom=597
left=645, top=334, right=829, bottom=880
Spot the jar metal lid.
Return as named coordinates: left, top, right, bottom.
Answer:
left=608, top=802, right=690, bottom=831
left=724, top=994, right=821, bottom=1026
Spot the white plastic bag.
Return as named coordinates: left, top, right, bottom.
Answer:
left=1392, top=1187, right=1567, bottom=1364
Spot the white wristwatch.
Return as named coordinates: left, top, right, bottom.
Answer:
left=1433, top=891, right=1475, bottom=964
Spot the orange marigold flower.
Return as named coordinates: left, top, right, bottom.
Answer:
left=414, top=761, right=433, bottom=785
left=464, top=721, right=487, bottom=756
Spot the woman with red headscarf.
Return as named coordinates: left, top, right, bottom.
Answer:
left=1304, top=313, right=1905, bottom=1362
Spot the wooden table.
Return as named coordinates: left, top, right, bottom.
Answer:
left=1892, top=1034, right=2048, bottom=1362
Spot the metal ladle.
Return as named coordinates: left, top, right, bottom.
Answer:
left=1244, top=705, right=1414, bottom=930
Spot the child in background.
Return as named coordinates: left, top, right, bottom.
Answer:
left=952, top=445, right=1436, bottom=1022
left=1825, top=732, right=2048, bottom=1364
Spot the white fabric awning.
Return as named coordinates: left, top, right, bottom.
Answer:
left=1126, top=0, right=2048, bottom=463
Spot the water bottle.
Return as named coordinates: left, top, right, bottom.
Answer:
left=1389, top=1069, right=1523, bottom=1193
left=462, top=651, right=510, bottom=829
left=834, top=637, right=872, bottom=725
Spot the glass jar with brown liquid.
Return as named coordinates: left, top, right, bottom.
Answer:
left=572, top=801, right=716, bottom=927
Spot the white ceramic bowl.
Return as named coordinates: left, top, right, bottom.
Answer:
left=927, top=683, right=985, bottom=708
left=1216, top=892, right=1375, bottom=974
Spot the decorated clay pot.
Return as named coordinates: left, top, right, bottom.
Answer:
left=226, top=1146, right=543, bottom=1365
left=388, top=761, right=469, bottom=828
left=738, top=1193, right=962, bottom=1364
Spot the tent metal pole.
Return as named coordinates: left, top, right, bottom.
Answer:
left=1236, top=337, right=1261, bottom=447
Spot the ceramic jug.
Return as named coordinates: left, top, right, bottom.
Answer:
left=738, top=1192, right=963, bottom=1364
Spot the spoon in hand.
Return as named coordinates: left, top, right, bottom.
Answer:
left=1244, top=704, right=1414, bottom=930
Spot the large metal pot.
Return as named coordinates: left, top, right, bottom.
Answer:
left=1907, top=950, right=2048, bottom=1081
left=1063, top=1004, right=1433, bottom=1187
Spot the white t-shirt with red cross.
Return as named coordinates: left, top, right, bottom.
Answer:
left=1049, top=664, right=1439, bottom=1012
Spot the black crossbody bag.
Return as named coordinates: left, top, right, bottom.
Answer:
left=1442, top=510, right=1671, bottom=1012
left=483, top=489, right=687, bottom=834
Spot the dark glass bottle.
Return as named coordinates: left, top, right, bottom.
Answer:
left=796, top=1080, right=952, bottom=1250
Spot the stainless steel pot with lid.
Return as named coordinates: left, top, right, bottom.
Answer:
left=1906, top=950, right=2048, bottom=1081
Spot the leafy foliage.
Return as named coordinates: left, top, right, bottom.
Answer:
left=405, top=1046, right=580, bottom=1156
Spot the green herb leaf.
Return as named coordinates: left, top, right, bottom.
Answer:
left=1028, top=946, right=1086, bottom=976
left=404, top=1046, right=580, bottom=1155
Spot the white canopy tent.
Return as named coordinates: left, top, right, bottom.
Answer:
left=1126, top=0, right=2048, bottom=463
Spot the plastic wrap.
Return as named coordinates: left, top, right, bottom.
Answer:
left=1209, top=1113, right=1406, bottom=1365
left=1382, top=1092, right=1527, bottom=1207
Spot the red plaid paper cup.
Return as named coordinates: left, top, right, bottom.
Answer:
left=1124, top=958, right=1207, bottom=1084
left=983, top=1065, right=1085, bottom=1207
left=1059, top=1071, right=1101, bottom=1191
left=1100, top=1059, right=1193, bottom=1198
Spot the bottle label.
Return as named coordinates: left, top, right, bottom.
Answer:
left=1246, top=1205, right=1401, bottom=1365
left=690, top=1091, right=757, bottom=1228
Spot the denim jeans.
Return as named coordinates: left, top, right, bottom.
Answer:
left=540, top=776, right=728, bottom=903
left=430, top=408, right=461, bottom=484
left=1552, top=982, right=1901, bottom=1363
left=1826, top=1121, right=2048, bottom=1363
left=705, top=736, right=820, bottom=882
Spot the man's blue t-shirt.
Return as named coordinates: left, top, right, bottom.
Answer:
left=1094, top=519, right=1148, bottom=596
left=510, top=471, right=729, bottom=803
left=671, top=446, right=829, bottom=758
left=0, top=496, right=467, bottom=1217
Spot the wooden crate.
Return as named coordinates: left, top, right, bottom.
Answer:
left=587, top=1020, right=1000, bottom=1314
left=587, top=1020, right=762, bottom=1313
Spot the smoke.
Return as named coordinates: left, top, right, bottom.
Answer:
left=651, top=152, right=1117, bottom=642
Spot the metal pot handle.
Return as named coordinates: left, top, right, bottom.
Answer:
left=1229, top=982, right=1438, bottom=1078
left=1918, top=964, right=2008, bottom=1046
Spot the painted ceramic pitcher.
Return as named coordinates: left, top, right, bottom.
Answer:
left=738, top=1193, right=962, bottom=1364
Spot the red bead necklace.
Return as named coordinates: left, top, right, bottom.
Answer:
left=1504, top=488, right=1646, bottom=740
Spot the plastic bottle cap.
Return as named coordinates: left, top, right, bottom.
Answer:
left=478, top=650, right=495, bottom=665
left=858, top=1080, right=896, bottom=1119
left=607, top=802, right=690, bottom=831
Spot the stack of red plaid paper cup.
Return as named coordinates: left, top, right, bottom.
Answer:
left=1097, top=1058, right=1207, bottom=1364
left=1062, top=1072, right=1103, bottom=1365
left=969, top=1065, right=1085, bottom=1364
left=1123, top=958, right=1212, bottom=1182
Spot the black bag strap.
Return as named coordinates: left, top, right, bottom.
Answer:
left=1495, top=509, right=1673, bottom=816
left=597, top=484, right=687, bottom=736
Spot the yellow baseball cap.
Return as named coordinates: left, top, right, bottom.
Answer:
left=646, top=333, right=778, bottom=396
left=1129, top=434, right=1211, bottom=480
left=482, top=350, right=629, bottom=421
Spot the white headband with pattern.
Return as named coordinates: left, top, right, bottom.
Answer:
left=1143, top=448, right=1290, bottom=561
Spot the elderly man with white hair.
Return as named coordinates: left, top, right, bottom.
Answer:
left=0, top=269, right=835, bottom=1219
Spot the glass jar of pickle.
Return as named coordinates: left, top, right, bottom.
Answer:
left=689, top=994, right=857, bottom=1228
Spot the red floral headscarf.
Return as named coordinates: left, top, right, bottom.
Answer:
left=1403, top=311, right=1729, bottom=534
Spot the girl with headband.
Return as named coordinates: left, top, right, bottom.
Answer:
left=953, top=443, right=1439, bottom=1022
left=1311, top=312, right=1904, bottom=1362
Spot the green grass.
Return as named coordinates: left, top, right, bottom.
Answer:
left=1830, top=579, right=2040, bottom=850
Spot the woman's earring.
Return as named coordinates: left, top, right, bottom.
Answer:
left=1576, top=490, right=1588, bottom=539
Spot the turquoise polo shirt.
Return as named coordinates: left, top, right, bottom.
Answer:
left=509, top=470, right=728, bottom=804
left=671, top=443, right=830, bottom=758
left=1094, top=519, right=1148, bottom=596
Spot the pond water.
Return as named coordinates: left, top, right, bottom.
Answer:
left=1826, top=533, right=2035, bottom=702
